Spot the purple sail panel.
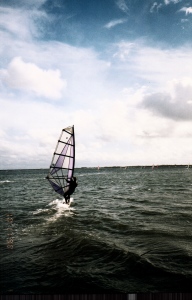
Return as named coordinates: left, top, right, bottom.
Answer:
left=50, top=140, right=70, bottom=175
left=68, top=135, right=74, bottom=179
left=48, top=179, right=65, bottom=196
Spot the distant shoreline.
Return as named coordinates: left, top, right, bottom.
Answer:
left=0, top=164, right=191, bottom=171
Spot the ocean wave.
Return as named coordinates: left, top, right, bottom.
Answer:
left=0, top=180, right=14, bottom=184
left=32, top=208, right=50, bottom=215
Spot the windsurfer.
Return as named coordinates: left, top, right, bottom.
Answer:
left=64, top=176, right=78, bottom=204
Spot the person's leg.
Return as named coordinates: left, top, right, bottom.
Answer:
left=65, top=194, right=70, bottom=204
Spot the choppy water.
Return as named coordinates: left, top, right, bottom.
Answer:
left=1, top=166, right=192, bottom=294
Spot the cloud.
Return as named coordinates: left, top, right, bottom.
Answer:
left=116, top=0, right=129, bottom=15
left=0, top=25, right=112, bottom=105
left=1, top=80, right=192, bottom=168
left=1, top=0, right=192, bottom=167
left=0, top=7, right=32, bottom=40
left=141, top=77, right=192, bottom=121
left=164, top=0, right=181, bottom=5
left=0, top=96, right=71, bottom=169
left=104, top=19, right=127, bottom=29
left=0, top=57, right=66, bottom=99
left=14, top=0, right=47, bottom=8
left=179, top=7, right=192, bottom=15
left=0, top=6, right=48, bottom=40
left=113, top=41, right=135, bottom=61
left=150, top=2, right=163, bottom=13
left=112, top=41, right=192, bottom=92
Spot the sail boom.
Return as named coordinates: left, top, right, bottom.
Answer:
left=49, top=167, right=73, bottom=171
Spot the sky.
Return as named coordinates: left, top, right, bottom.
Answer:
left=1, top=0, right=192, bottom=169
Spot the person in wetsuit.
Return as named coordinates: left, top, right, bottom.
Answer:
left=64, top=176, right=78, bottom=204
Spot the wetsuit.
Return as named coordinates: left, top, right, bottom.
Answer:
left=64, top=177, right=77, bottom=203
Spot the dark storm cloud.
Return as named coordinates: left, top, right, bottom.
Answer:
left=141, top=82, right=192, bottom=121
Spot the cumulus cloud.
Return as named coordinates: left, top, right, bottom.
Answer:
left=141, top=77, right=192, bottom=121
left=104, top=19, right=127, bottom=29
left=0, top=57, right=66, bottom=99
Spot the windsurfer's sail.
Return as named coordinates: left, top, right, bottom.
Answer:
left=46, top=126, right=75, bottom=198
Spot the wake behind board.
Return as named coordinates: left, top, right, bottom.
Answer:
left=49, top=198, right=73, bottom=209
left=47, top=198, right=75, bottom=222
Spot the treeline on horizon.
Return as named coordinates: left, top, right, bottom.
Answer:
left=79, top=164, right=190, bottom=169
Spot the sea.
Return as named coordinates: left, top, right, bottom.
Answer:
left=1, top=166, right=192, bottom=294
